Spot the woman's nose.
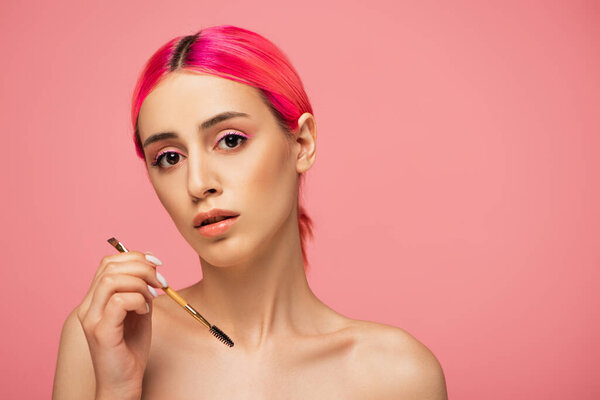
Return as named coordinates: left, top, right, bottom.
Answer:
left=187, top=155, right=221, bottom=202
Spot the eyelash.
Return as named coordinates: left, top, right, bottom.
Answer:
left=150, top=132, right=250, bottom=169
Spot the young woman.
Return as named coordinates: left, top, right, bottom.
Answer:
left=53, top=25, right=447, bottom=399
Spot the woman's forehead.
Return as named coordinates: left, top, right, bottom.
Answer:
left=138, top=71, right=268, bottom=136
left=142, top=71, right=263, bottom=113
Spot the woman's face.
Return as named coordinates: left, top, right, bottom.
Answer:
left=137, top=70, right=302, bottom=266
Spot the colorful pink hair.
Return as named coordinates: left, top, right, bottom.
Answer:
left=130, top=25, right=315, bottom=269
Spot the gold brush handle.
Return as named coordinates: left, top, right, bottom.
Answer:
left=163, top=287, right=211, bottom=329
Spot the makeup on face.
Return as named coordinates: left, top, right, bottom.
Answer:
left=147, top=130, right=254, bottom=170
left=138, top=73, right=294, bottom=263
left=196, top=215, right=239, bottom=237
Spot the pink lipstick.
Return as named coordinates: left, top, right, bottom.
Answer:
left=193, top=208, right=240, bottom=237
left=196, top=216, right=239, bottom=237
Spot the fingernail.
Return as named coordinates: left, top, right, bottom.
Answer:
left=147, top=285, right=158, bottom=297
left=145, top=254, right=163, bottom=266
left=156, top=271, right=168, bottom=288
left=146, top=302, right=150, bottom=313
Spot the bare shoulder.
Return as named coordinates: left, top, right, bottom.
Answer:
left=343, top=319, right=448, bottom=400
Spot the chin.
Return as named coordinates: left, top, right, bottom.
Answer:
left=189, top=232, right=257, bottom=267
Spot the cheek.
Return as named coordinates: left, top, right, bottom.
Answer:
left=152, top=176, right=187, bottom=226
left=244, top=139, right=297, bottom=216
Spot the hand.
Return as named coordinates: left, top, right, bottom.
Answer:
left=76, top=251, right=164, bottom=400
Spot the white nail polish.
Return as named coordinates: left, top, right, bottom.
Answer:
left=156, top=271, right=168, bottom=288
left=145, top=254, right=163, bottom=266
left=147, top=285, right=158, bottom=297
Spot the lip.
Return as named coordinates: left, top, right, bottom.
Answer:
left=193, top=208, right=240, bottom=229
left=195, top=215, right=239, bottom=237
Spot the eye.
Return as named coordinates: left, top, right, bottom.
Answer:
left=150, top=132, right=250, bottom=171
left=215, top=132, right=250, bottom=150
left=151, top=150, right=183, bottom=170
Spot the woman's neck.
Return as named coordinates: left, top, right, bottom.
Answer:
left=190, top=212, right=326, bottom=351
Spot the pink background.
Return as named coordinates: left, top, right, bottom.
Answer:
left=1, top=1, right=598, bottom=398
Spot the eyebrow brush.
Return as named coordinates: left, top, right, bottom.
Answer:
left=107, top=237, right=234, bottom=347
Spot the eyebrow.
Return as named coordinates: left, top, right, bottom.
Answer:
left=142, top=111, right=250, bottom=148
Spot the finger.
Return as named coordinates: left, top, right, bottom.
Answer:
left=91, top=257, right=163, bottom=298
left=86, top=274, right=157, bottom=323
left=94, top=251, right=161, bottom=281
left=94, top=292, right=149, bottom=345
left=103, top=262, right=164, bottom=289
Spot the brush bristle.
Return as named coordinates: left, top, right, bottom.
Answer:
left=107, top=237, right=119, bottom=247
left=210, top=325, right=234, bottom=347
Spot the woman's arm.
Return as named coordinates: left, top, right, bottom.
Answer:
left=52, top=308, right=96, bottom=399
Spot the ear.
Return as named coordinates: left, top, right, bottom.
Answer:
left=293, top=112, right=317, bottom=174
